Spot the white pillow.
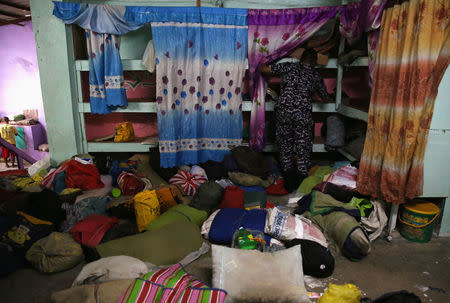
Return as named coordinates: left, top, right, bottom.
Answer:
left=212, top=245, right=310, bottom=303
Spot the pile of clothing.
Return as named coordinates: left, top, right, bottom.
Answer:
left=0, top=148, right=390, bottom=303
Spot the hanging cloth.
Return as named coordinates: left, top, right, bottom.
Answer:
left=86, top=31, right=127, bottom=114
left=340, top=0, right=387, bottom=85
left=357, top=0, right=450, bottom=204
left=247, top=7, right=339, bottom=151
left=52, top=2, right=141, bottom=35
left=125, top=7, right=248, bottom=168
left=53, top=2, right=143, bottom=114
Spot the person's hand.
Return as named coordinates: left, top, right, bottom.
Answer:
left=260, top=65, right=271, bottom=75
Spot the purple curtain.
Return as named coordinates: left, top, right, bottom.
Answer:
left=247, top=8, right=339, bottom=151
left=340, top=0, right=387, bottom=84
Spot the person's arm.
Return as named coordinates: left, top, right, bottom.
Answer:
left=14, top=126, right=18, bottom=135
left=314, top=72, right=332, bottom=102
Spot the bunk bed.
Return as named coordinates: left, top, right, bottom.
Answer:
left=30, top=0, right=450, bottom=237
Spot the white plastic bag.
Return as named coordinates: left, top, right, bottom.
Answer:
left=28, top=156, right=51, bottom=176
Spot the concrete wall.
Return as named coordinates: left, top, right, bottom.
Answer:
left=0, top=21, right=47, bottom=130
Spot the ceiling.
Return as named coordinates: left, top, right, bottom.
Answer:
left=0, top=0, right=31, bottom=27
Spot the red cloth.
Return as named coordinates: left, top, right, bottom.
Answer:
left=65, top=160, right=104, bottom=190
left=0, top=169, right=27, bottom=178
left=219, top=186, right=244, bottom=209
left=266, top=178, right=288, bottom=196
left=1, top=146, right=15, bottom=160
left=70, top=215, right=118, bottom=247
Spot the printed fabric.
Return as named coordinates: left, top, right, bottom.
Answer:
left=125, top=7, right=248, bottom=167
left=52, top=2, right=137, bottom=114
left=53, top=2, right=141, bottom=35
left=86, top=30, right=128, bottom=114
left=357, top=0, right=450, bottom=204
left=340, top=0, right=387, bottom=86
left=118, top=263, right=227, bottom=303
left=247, top=7, right=339, bottom=151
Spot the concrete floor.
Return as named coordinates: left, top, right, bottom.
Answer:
left=0, top=231, right=449, bottom=303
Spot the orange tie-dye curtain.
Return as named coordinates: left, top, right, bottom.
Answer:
left=357, top=0, right=449, bottom=205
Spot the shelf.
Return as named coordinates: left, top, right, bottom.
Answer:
left=337, top=105, right=368, bottom=122
left=87, top=137, right=327, bottom=153
left=241, top=137, right=327, bottom=153
left=87, top=137, right=158, bottom=152
left=75, top=57, right=369, bottom=72
left=75, top=59, right=146, bottom=71
left=79, top=101, right=336, bottom=113
left=79, top=102, right=157, bottom=113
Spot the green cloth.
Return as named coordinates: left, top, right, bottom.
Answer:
left=304, top=191, right=361, bottom=250
left=305, top=210, right=360, bottom=249
left=309, top=191, right=359, bottom=216
left=14, top=114, right=25, bottom=122
left=15, top=127, right=26, bottom=150
left=228, top=172, right=273, bottom=188
left=144, top=204, right=207, bottom=232
left=96, top=221, right=203, bottom=265
left=189, top=181, right=224, bottom=215
left=297, top=176, right=322, bottom=195
left=313, top=166, right=333, bottom=179
left=347, top=197, right=373, bottom=217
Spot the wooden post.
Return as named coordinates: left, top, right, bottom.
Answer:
left=196, top=0, right=201, bottom=7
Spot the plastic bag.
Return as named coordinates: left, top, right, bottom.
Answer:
left=28, top=156, right=51, bottom=177
left=114, top=122, right=135, bottom=143
left=318, top=283, right=361, bottom=303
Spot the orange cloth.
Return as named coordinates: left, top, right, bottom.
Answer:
left=155, top=187, right=178, bottom=213
left=357, top=0, right=449, bottom=204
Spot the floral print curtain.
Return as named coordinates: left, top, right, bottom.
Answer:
left=357, top=0, right=449, bottom=204
left=247, top=8, right=339, bottom=151
left=340, top=0, right=387, bottom=85
left=126, top=7, right=248, bottom=168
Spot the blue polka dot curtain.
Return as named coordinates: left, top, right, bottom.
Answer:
left=126, top=7, right=248, bottom=168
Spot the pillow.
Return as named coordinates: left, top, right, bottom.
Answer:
left=144, top=204, right=207, bottom=232
left=96, top=221, right=203, bottom=265
left=212, top=245, right=310, bottom=303
left=72, top=256, right=148, bottom=286
left=169, top=170, right=207, bottom=196
left=25, top=232, right=83, bottom=273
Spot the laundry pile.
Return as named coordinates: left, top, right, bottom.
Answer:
left=0, top=148, right=390, bottom=302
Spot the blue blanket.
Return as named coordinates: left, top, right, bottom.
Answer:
left=208, top=208, right=271, bottom=245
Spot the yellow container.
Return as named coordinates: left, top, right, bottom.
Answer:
left=399, top=201, right=440, bottom=243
